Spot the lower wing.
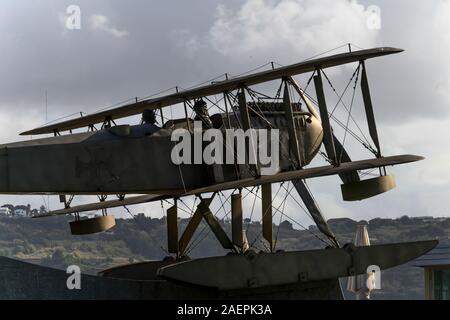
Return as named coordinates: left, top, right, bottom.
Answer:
left=34, top=154, right=423, bottom=218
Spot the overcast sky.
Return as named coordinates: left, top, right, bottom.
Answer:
left=0, top=0, right=449, bottom=228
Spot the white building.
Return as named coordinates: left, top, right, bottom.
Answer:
left=14, top=209, right=27, bottom=217
left=0, top=207, right=12, bottom=216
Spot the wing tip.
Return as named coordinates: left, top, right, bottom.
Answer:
left=379, top=47, right=404, bottom=53
left=406, top=154, right=425, bottom=162
left=19, top=131, right=32, bottom=136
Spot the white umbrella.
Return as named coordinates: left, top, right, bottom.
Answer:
left=242, top=231, right=249, bottom=253
left=346, top=224, right=376, bottom=300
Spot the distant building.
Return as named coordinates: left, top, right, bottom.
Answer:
left=0, top=207, right=12, bottom=216
left=14, top=209, right=27, bottom=217
left=413, top=216, right=435, bottom=223
left=414, top=244, right=450, bottom=300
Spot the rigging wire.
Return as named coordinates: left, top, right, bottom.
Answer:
left=245, top=183, right=335, bottom=246
left=185, top=188, right=255, bottom=255
left=177, top=198, right=192, bottom=214
left=185, top=189, right=254, bottom=255
left=245, top=186, right=260, bottom=240
left=273, top=186, right=289, bottom=250
left=217, top=192, right=229, bottom=220
left=178, top=197, right=196, bottom=217
left=300, top=68, right=378, bottom=155
left=244, top=85, right=291, bottom=162
left=230, top=62, right=274, bottom=79
left=184, top=74, right=229, bottom=91
left=184, top=191, right=237, bottom=255
left=338, top=64, right=361, bottom=162
left=248, top=183, right=291, bottom=248
left=246, top=183, right=334, bottom=248
left=162, top=199, right=192, bottom=216
left=39, top=43, right=363, bottom=131
left=303, top=43, right=353, bottom=62
left=321, top=67, right=375, bottom=154
left=280, top=183, right=316, bottom=223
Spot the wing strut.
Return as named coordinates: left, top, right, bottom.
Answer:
left=314, top=70, right=338, bottom=165
left=231, top=192, right=244, bottom=248
left=289, top=76, right=359, bottom=183
left=166, top=203, right=179, bottom=255
left=178, top=198, right=212, bottom=256
left=360, top=61, right=381, bottom=157
left=292, top=180, right=339, bottom=248
left=333, top=134, right=360, bottom=184
left=261, top=184, right=273, bottom=252
left=238, top=90, right=259, bottom=176
left=197, top=198, right=235, bottom=251
left=283, top=81, right=303, bottom=167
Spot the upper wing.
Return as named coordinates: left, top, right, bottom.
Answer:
left=21, top=47, right=402, bottom=136
left=34, top=154, right=422, bottom=217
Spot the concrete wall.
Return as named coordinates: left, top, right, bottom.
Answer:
left=0, top=257, right=343, bottom=300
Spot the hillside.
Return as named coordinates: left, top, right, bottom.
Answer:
left=0, top=212, right=448, bottom=300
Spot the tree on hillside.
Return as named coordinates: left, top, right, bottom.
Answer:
left=279, top=220, right=293, bottom=230
left=399, top=215, right=413, bottom=225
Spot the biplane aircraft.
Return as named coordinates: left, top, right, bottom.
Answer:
left=0, top=47, right=437, bottom=298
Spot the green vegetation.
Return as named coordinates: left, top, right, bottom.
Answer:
left=0, top=213, right=448, bottom=299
